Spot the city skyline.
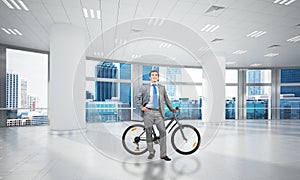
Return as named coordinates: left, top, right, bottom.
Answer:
left=6, top=49, right=48, bottom=108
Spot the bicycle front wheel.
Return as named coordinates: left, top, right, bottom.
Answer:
left=171, top=124, right=201, bottom=155
left=122, top=124, right=148, bottom=155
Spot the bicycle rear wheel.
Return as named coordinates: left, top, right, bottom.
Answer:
left=122, top=124, right=148, bottom=155
left=171, top=124, right=201, bottom=155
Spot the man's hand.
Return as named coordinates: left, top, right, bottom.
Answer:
left=141, top=107, right=149, bottom=112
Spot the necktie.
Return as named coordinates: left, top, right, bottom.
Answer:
left=152, top=84, right=158, bottom=108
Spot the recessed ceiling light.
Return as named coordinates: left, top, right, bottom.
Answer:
left=250, top=63, right=261, bottom=67
left=148, top=17, right=164, bottom=26
left=211, top=38, right=224, bottom=43
left=1, top=27, right=22, bottom=35
left=233, top=50, right=247, bottom=54
left=267, top=44, right=280, bottom=49
left=17, top=0, right=28, bottom=11
left=132, top=54, right=141, bottom=59
left=13, top=28, right=22, bottom=35
left=198, top=47, right=210, bottom=51
left=90, top=9, right=95, bottom=19
left=115, top=39, right=127, bottom=45
left=159, top=43, right=172, bottom=48
left=201, top=24, right=220, bottom=32
left=1, top=0, right=29, bottom=11
left=168, top=57, right=176, bottom=60
left=247, top=30, right=267, bottom=38
left=83, top=8, right=101, bottom=19
left=1, top=28, right=11, bottom=34
left=94, top=52, right=104, bottom=56
left=273, top=0, right=296, bottom=6
left=287, top=35, right=300, bottom=42
left=205, top=5, right=225, bottom=14
left=131, top=29, right=142, bottom=33
left=225, top=61, right=236, bottom=65
left=264, top=53, right=279, bottom=57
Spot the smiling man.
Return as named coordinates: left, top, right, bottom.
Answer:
left=136, top=70, right=176, bottom=161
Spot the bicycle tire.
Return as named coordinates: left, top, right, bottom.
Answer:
left=122, top=124, right=148, bottom=155
left=171, top=124, right=201, bottom=155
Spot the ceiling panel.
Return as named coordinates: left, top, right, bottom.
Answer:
left=44, top=5, right=70, bottom=23
left=0, top=0, right=299, bottom=67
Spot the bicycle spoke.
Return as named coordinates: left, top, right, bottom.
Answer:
left=171, top=124, right=201, bottom=155
left=122, top=124, right=148, bottom=155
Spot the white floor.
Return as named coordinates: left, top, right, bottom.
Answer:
left=0, top=120, right=300, bottom=180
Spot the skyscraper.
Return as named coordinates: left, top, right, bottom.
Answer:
left=28, top=95, right=38, bottom=111
left=21, top=79, right=28, bottom=108
left=6, top=72, right=20, bottom=108
left=95, top=62, right=117, bottom=101
left=166, top=67, right=181, bottom=97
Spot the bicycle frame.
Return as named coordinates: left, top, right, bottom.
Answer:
left=149, top=111, right=188, bottom=143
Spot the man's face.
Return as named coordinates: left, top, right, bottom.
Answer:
left=150, top=72, right=159, bottom=83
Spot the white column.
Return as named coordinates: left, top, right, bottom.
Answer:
left=202, top=56, right=225, bottom=122
left=131, top=64, right=143, bottom=121
left=49, top=24, right=87, bottom=132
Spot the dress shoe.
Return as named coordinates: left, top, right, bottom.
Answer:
left=160, top=156, right=171, bottom=161
left=147, top=153, right=155, bottom=159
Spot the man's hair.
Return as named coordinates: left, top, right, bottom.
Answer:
left=149, top=70, right=159, bottom=77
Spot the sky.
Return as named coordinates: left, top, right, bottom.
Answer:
left=6, top=48, right=48, bottom=108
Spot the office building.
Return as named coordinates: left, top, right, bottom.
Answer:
left=5, top=72, right=19, bottom=108
left=0, top=0, right=300, bottom=179
left=95, top=62, right=118, bottom=101
left=27, top=95, right=38, bottom=112
left=20, top=79, right=27, bottom=108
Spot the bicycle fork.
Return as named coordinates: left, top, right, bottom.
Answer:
left=178, top=123, right=188, bottom=142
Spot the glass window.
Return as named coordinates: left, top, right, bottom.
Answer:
left=280, top=86, right=300, bottom=119
left=120, top=63, right=131, bottom=80
left=182, top=68, right=202, bottom=83
left=86, top=60, right=98, bottom=77
left=246, top=70, right=271, bottom=83
left=6, top=48, right=48, bottom=125
left=85, top=81, right=131, bottom=122
left=280, top=97, right=300, bottom=119
left=246, top=86, right=271, bottom=119
left=120, top=83, right=131, bottom=103
left=281, top=69, right=300, bottom=83
left=85, top=60, right=132, bottom=122
left=226, top=86, right=237, bottom=119
left=86, top=61, right=119, bottom=78
left=281, top=86, right=300, bottom=97
left=95, top=62, right=118, bottom=79
left=280, top=68, right=300, bottom=119
left=159, top=67, right=202, bottom=83
left=226, top=69, right=238, bottom=83
left=163, top=84, right=202, bottom=120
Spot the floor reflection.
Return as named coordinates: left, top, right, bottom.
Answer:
left=122, top=155, right=201, bottom=180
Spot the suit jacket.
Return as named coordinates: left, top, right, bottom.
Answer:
left=135, top=83, right=173, bottom=118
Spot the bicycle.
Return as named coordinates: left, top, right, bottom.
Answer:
left=122, top=107, right=201, bottom=155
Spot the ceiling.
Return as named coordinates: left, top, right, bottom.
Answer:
left=0, top=0, right=299, bottom=68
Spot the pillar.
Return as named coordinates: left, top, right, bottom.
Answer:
left=202, top=56, right=225, bottom=122
left=49, top=24, right=87, bottom=132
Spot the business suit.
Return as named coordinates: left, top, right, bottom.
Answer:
left=136, top=84, right=173, bottom=118
left=136, top=83, right=174, bottom=159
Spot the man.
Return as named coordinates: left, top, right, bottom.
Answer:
left=136, top=70, right=176, bottom=161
